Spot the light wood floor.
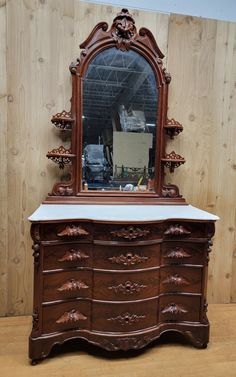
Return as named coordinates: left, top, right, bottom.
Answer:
left=0, top=304, right=236, bottom=377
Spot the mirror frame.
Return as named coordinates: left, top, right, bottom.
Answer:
left=46, top=9, right=186, bottom=204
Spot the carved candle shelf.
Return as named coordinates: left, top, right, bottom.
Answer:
left=161, top=151, right=185, bottom=173
left=46, top=146, right=75, bottom=169
left=51, top=110, right=74, bottom=131
left=164, top=118, right=183, bottom=139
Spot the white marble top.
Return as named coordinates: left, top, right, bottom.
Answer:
left=28, top=204, right=219, bottom=222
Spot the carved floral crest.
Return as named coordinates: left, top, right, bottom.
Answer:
left=111, top=8, right=137, bottom=51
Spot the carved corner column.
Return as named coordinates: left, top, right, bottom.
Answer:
left=30, top=224, right=42, bottom=339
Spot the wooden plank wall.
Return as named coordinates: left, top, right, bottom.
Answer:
left=0, top=0, right=235, bottom=316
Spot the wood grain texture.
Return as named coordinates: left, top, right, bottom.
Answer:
left=0, top=304, right=236, bottom=376
left=0, top=0, right=8, bottom=316
left=1, top=2, right=235, bottom=316
left=166, top=15, right=236, bottom=304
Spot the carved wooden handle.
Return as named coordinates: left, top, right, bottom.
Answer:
left=107, top=312, right=146, bottom=325
left=57, top=225, right=89, bottom=237
left=58, top=249, right=89, bottom=262
left=110, top=226, right=150, bottom=240
left=162, top=274, right=190, bottom=286
left=57, top=279, right=89, bottom=292
left=108, top=281, right=147, bottom=295
left=56, top=309, right=87, bottom=324
left=161, top=303, right=188, bottom=315
left=164, top=247, right=191, bottom=259
left=164, top=224, right=191, bottom=236
left=109, top=252, right=148, bottom=266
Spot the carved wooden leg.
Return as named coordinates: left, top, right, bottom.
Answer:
left=184, top=328, right=209, bottom=349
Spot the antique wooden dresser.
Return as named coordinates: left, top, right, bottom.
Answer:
left=28, top=9, right=218, bottom=364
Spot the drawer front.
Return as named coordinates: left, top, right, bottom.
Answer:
left=163, top=222, right=207, bottom=239
left=159, top=295, right=201, bottom=323
left=92, top=299, right=158, bottom=332
left=160, top=266, right=202, bottom=294
left=43, top=244, right=92, bottom=270
left=42, top=300, right=90, bottom=334
left=93, top=244, right=160, bottom=270
left=93, top=270, right=159, bottom=301
left=161, top=242, right=205, bottom=265
left=94, top=224, right=162, bottom=242
left=43, top=270, right=92, bottom=302
left=41, top=222, right=92, bottom=242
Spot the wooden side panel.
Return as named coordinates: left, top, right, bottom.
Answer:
left=167, top=15, right=236, bottom=303
left=0, top=0, right=8, bottom=316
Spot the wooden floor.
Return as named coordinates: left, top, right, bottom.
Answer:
left=0, top=304, right=236, bottom=377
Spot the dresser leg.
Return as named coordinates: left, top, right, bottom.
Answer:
left=184, top=327, right=209, bottom=349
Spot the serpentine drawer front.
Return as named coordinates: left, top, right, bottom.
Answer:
left=28, top=204, right=218, bottom=363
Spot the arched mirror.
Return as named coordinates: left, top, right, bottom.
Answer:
left=46, top=8, right=185, bottom=204
left=82, top=48, right=158, bottom=192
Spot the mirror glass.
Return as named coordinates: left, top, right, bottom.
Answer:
left=82, top=47, right=158, bottom=192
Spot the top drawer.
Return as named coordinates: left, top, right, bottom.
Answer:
left=94, top=223, right=162, bottom=243
left=40, top=222, right=92, bottom=242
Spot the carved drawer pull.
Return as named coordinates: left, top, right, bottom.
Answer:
left=57, top=225, right=89, bottom=237
left=107, top=312, right=146, bottom=325
left=110, top=226, right=150, bottom=240
left=56, top=309, right=87, bottom=324
left=58, top=249, right=89, bottom=262
left=57, top=279, right=89, bottom=292
left=108, top=281, right=147, bottom=295
left=162, top=274, right=190, bottom=286
left=109, top=252, right=148, bottom=266
left=161, top=303, right=188, bottom=315
left=164, top=247, right=191, bottom=259
left=164, top=224, right=191, bottom=236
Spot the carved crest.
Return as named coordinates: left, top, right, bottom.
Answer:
left=109, top=252, right=148, bottom=265
left=164, top=224, right=191, bottom=236
left=56, top=309, right=87, bottom=324
left=111, top=8, right=137, bottom=51
left=162, top=274, right=190, bottom=286
left=161, top=303, right=188, bottom=315
left=163, top=247, right=192, bottom=259
left=57, top=279, right=89, bottom=292
left=108, top=312, right=146, bottom=325
left=58, top=248, right=89, bottom=262
left=57, top=225, right=89, bottom=237
left=111, top=226, right=150, bottom=240
left=108, top=281, right=147, bottom=295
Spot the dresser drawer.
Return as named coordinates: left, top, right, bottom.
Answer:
left=42, top=300, right=91, bottom=334
left=159, top=294, right=201, bottom=323
left=93, top=270, right=159, bottom=301
left=163, top=222, right=207, bottom=239
left=43, top=270, right=92, bottom=302
left=93, top=244, right=160, bottom=270
left=40, top=222, right=92, bottom=242
left=94, top=223, right=162, bottom=242
left=92, top=299, right=158, bottom=332
left=160, top=266, right=202, bottom=294
left=161, top=242, right=205, bottom=265
left=43, top=244, right=92, bottom=270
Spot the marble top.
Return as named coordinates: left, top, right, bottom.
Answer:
left=28, top=204, right=219, bottom=222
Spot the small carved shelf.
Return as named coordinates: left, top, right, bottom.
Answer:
left=164, top=118, right=183, bottom=139
left=51, top=110, right=74, bottom=131
left=46, top=146, right=75, bottom=169
left=162, top=151, right=185, bottom=173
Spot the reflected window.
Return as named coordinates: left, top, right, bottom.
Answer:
left=82, top=48, right=158, bottom=192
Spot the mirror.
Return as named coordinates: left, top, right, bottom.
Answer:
left=82, top=47, right=158, bottom=192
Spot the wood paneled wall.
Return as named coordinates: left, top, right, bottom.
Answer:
left=0, top=0, right=235, bottom=316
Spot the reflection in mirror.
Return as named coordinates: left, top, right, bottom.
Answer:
left=82, top=47, right=158, bottom=192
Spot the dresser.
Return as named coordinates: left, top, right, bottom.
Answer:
left=29, top=205, right=218, bottom=363
left=29, top=8, right=218, bottom=363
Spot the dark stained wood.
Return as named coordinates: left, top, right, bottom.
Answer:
left=28, top=8, right=217, bottom=364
